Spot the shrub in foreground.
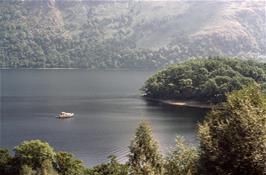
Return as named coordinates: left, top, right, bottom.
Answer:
left=55, top=152, right=85, bottom=175
left=87, top=155, right=128, bottom=175
left=14, top=140, right=55, bottom=170
left=164, top=136, right=198, bottom=175
left=198, top=85, right=266, bottom=175
left=0, top=149, right=13, bottom=174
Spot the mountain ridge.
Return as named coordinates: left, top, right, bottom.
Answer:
left=0, top=0, right=265, bottom=68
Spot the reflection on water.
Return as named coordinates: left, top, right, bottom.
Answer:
left=0, top=70, right=207, bottom=166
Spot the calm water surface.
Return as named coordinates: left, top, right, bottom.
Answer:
left=0, top=70, right=207, bottom=166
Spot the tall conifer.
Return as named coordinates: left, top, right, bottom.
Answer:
left=128, top=121, right=164, bottom=175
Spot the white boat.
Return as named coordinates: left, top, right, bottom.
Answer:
left=58, top=112, right=74, bottom=119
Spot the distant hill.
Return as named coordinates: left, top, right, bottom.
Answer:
left=1, top=0, right=265, bottom=69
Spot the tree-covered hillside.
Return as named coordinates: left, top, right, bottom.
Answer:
left=142, top=57, right=266, bottom=103
left=1, top=0, right=265, bottom=68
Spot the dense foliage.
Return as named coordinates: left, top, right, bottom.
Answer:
left=198, top=85, right=266, bottom=175
left=143, top=57, right=266, bottom=103
left=55, top=152, right=85, bottom=175
left=87, top=155, right=128, bottom=175
left=0, top=1, right=265, bottom=69
left=14, top=140, right=55, bottom=170
left=0, top=1, right=166, bottom=69
left=0, top=140, right=86, bottom=175
left=164, top=137, right=198, bottom=175
left=0, top=149, right=13, bottom=174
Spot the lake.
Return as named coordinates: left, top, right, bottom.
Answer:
left=0, top=69, right=207, bottom=166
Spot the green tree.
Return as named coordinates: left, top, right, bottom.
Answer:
left=164, top=137, right=198, bottom=175
left=55, top=151, right=85, bottom=175
left=0, top=149, right=13, bottom=174
left=19, top=162, right=58, bottom=175
left=41, top=160, right=58, bottom=175
left=14, top=140, right=55, bottom=170
left=198, top=85, right=266, bottom=175
left=20, top=164, right=36, bottom=175
left=87, top=155, right=128, bottom=175
left=128, top=121, right=164, bottom=175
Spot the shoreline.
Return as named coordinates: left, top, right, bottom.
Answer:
left=143, top=97, right=213, bottom=109
left=162, top=100, right=212, bottom=109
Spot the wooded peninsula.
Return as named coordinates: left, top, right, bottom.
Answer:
left=142, top=57, right=266, bottom=103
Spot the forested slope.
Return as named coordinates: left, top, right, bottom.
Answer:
left=1, top=0, right=265, bottom=68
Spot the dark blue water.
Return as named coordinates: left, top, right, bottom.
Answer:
left=0, top=69, right=206, bottom=166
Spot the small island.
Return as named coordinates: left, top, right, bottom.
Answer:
left=142, top=57, right=266, bottom=105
